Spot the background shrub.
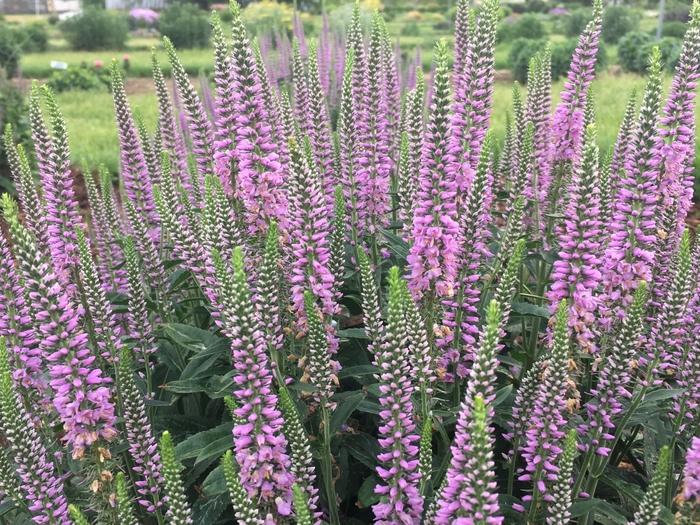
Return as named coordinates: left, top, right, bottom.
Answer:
left=660, top=21, right=687, bottom=39
left=159, top=4, right=211, bottom=48
left=241, top=0, right=294, bottom=34
left=15, top=22, right=49, bottom=53
left=619, top=31, right=680, bottom=73
left=46, top=66, right=110, bottom=93
left=663, top=0, right=691, bottom=22
left=0, top=25, right=20, bottom=77
left=602, top=5, right=639, bottom=44
left=563, top=8, right=591, bottom=38
left=508, top=37, right=546, bottom=83
left=509, top=13, right=546, bottom=40
left=61, top=8, right=128, bottom=50
left=618, top=31, right=653, bottom=72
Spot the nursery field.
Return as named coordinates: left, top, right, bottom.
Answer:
left=0, top=0, right=699, bottom=524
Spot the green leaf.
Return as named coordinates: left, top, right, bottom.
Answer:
left=357, top=474, right=381, bottom=508
left=511, top=302, right=551, bottom=319
left=195, top=436, right=234, bottom=466
left=192, top=492, right=229, bottom=525
left=164, top=378, right=207, bottom=394
left=163, top=323, right=218, bottom=352
left=338, top=365, right=379, bottom=379
left=201, top=465, right=226, bottom=496
left=493, top=384, right=513, bottom=407
left=175, top=422, right=234, bottom=461
left=342, top=433, right=380, bottom=470
left=336, top=328, right=370, bottom=340
left=330, top=391, right=365, bottom=435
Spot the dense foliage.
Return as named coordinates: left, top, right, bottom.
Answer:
left=1, top=0, right=700, bottom=524
left=158, top=3, right=212, bottom=49
left=60, top=8, right=129, bottom=51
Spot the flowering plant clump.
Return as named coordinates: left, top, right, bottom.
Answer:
left=1, top=0, right=700, bottom=524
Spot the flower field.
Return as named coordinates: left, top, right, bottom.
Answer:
left=0, top=0, right=699, bottom=523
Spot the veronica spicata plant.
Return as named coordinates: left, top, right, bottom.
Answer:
left=0, top=1, right=697, bottom=524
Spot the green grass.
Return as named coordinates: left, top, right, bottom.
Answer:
left=56, top=90, right=158, bottom=172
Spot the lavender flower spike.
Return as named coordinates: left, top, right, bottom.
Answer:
left=212, top=247, right=294, bottom=517
left=159, top=431, right=193, bottom=525
left=519, top=301, right=570, bottom=509
left=118, top=346, right=164, bottom=513
left=229, top=0, right=287, bottom=236
left=434, top=300, right=504, bottom=525
left=111, top=63, right=157, bottom=231
left=683, top=437, right=700, bottom=501
left=547, top=124, right=603, bottom=353
left=373, top=267, right=423, bottom=525
left=546, top=430, right=578, bottom=525
left=629, top=447, right=670, bottom=525
left=407, top=40, right=460, bottom=300
left=0, top=338, right=71, bottom=525
left=2, top=195, right=117, bottom=458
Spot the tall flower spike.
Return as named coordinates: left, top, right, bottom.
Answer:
left=305, top=40, right=336, bottom=210
left=401, top=281, right=436, bottom=415
left=111, top=64, right=157, bottom=231
left=336, top=48, right=362, bottom=247
left=118, top=346, right=164, bottom=512
left=254, top=222, right=283, bottom=364
left=492, top=238, right=526, bottom=348
left=134, top=110, right=160, bottom=185
left=329, top=186, right=347, bottom=299
left=373, top=267, right=423, bottom=525
left=609, top=92, right=637, bottom=193
left=0, top=203, right=44, bottom=393
left=292, top=42, right=310, bottom=128
left=656, top=5, right=700, bottom=225
left=277, top=386, right=320, bottom=521
left=434, top=300, right=504, bottom=524
left=439, top=134, right=495, bottom=379
left=547, top=124, right=603, bottom=353
left=123, top=199, right=168, bottom=303
left=356, top=11, right=393, bottom=236
left=159, top=431, right=194, bottom=525
left=163, top=37, right=216, bottom=192
left=396, top=132, right=417, bottom=230
left=303, top=291, right=335, bottom=402
left=407, top=39, right=460, bottom=300
left=582, top=282, right=647, bottom=457
left=546, top=429, right=578, bottom=525
left=2, top=195, right=117, bottom=457
left=447, top=0, right=499, bottom=197
left=42, top=85, right=83, bottom=278
left=211, top=11, right=237, bottom=191
left=598, top=149, right=613, bottom=229
left=547, top=0, right=602, bottom=172
left=602, top=47, right=663, bottom=325
left=84, top=168, right=126, bottom=292
left=27, top=82, right=55, bottom=185
left=629, top=447, right=670, bottom=525
left=380, top=18, right=401, bottom=156
left=287, top=138, right=336, bottom=328
left=75, top=228, right=121, bottom=361
left=647, top=230, right=694, bottom=374
left=151, top=53, right=190, bottom=194
left=0, top=338, right=70, bottom=524
left=3, top=127, right=48, bottom=252
left=221, top=450, right=265, bottom=525
left=0, top=448, right=22, bottom=506
left=519, top=301, right=570, bottom=506
left=213, top=247, right=293, bottom=516
left=453, top=0, right=472, bottom=82
left=115, top=472, right=139, bottom=525
left=405, top=70, right=425, bottom=201
left=123, top=236, right=157, bottom=363
left=203, top=174, right=245, bottom=271
left=229, top=0, right=287, bottom=236
left=526, top=45, right=552, bottom=179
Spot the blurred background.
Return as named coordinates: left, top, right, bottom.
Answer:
left=0, top=0, right=696, bottom=204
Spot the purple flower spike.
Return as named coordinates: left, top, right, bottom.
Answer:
left=373, top=267, right=423, bottom=525
left=407, top=41, right=460, bottom=300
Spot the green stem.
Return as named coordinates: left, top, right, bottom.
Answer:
left=320, top=404, right=340, bottom=525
